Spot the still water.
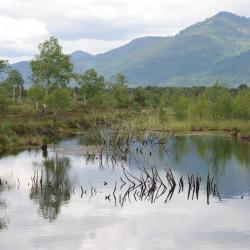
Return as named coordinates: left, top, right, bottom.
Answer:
left=0, top=133, right=250, bottom=250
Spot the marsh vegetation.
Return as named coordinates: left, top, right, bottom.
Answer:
left=0, top=37, right=249, bottom=151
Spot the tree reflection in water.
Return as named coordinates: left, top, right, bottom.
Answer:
left=30, top=155, right=72, bottom=221
left=0, top=219, right=8, bottom=232
left=172, top=135, right=250, bottom=171
left=0, top=178, right=12, bottom=231
left=0, top=199, right=8, bottom=232
left=190, top=136, right=250, bottom=170
left=171, top=136, right=189, bottom=164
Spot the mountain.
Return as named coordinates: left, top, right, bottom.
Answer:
left=70, top=51, right=93, bottom=62
left=10, top=11, right=250, bottom=87
left=210, top=50, right=250, bottom=83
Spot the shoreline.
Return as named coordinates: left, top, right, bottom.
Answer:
left=0, top=127, right=249, bottom=156
left=0, top=111, right=250, bottom=153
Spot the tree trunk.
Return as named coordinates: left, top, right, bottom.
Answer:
left=18, top=85, right=22, bottom=104
left=12, top=86, right=15, bottom=103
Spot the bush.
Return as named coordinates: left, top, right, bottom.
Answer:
left=10, top=135, right=20, bottom=145
left=0, top=122, right=14, bottom=135
left=0, top=135, right=8, bottom=147
left=43, top=136, right=49, bottom=145
left=0, top=87, right=10, bottom=112
left=46, top=88, right=72, bottom=113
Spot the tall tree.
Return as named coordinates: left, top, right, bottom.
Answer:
left=45, top=88, right=72, bottom=115
left=233, top=88, right=250, bottom=120
left=110, top=83, right=130, bottom=108
left=133, top=87, right=147, bottom=106
left=4, top=69, right=24, bottom=104
left=202, top=83, right=232, bottom=120
left=0, top=87, right=9, bottom=112
left=115, top=73, right=127, bottom=85
left=77, top=69, right=105, bottom=104
left=31, top=37, right=73, bottom=90
left=174, top=97, right=190, bottom=120
left=109, top=73, right=131, bottom=108
left=28, top=86, right=46, bottom=115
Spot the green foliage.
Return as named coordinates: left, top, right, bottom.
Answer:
left=10, top=135, right=20, bottom=145
left=87, top=91, right=112, bottom=108
left=110, top=81, right=131, bottom=108
left=43, top=136, right=49, bottom=145
left=45, top=88, right=72, bottom=113
left=31, top=37, right=73, bottom=89
left=202, top=84, right=233, bottom=119
left=233, top=88, right=250, bottom=120
left=188, top=97, right=212, bottom=120
left=28, top=85, right=46, bottom=113
left=0, top=135, right=8, bottom=147
left=76, top=69, right=105, bottom=103
left=3, top=69, right=24, bottom=103
left=136, top=113, right=150, bottom=129
left=133, top=87, right=148, bottom=106
left=0, top=87, right=10, bottom=112
left=158, top=106, right=172, bottom=123
left=0, top=122, right=13, bottom=135
left=174, top=97, right=190, bottom=120
left=0, top=35, right=250, bottom=150
left=115, top=73, right=127, bottom=85
left=0, top=59, right=8, bottom=73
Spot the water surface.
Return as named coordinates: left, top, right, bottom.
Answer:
left=0, top=134, right=250, bottom=250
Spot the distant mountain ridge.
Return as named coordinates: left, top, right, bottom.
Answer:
left=11, top=11, right=250, bottom=87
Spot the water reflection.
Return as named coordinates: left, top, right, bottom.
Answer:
left=168, top=135, right=250, bottom=197
left=0, top=199, right=8, bottom=232
left=29, top=155, right=72, bottom=221
left=0, top=134, right=250, bottom=250
left=0, top=177, right=13, bottom=232
left=173, top=135, right=250, bottom=168
left=76, top=133, right=250, bottom=199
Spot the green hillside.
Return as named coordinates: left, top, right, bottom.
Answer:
left=11, top=11, right=250, bottom=87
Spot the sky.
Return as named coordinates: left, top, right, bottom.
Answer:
left=1, top=0, right=250, bottom=63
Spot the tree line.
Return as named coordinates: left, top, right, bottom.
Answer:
left=0, top=36, right=249, bottom=121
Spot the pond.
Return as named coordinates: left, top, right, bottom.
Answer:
left=0, top=133, right=250, bottom=250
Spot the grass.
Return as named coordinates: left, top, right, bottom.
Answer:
left=120, top=111, right=250, bottom=140
left=189, top=120, right=250, bottom=134
left=0, top=109, right=249, bottom=150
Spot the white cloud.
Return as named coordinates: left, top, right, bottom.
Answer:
left=0, top=16, right=47, bottom=40
left=1, top=0, right=250, bottom=63
left=0, top=16, right=48, bottom=60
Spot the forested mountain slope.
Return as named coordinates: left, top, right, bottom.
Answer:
left=11, top=12, right=250, bottom=87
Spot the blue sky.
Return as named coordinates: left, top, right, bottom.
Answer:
left=1, top=0, right=250, bottom=63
